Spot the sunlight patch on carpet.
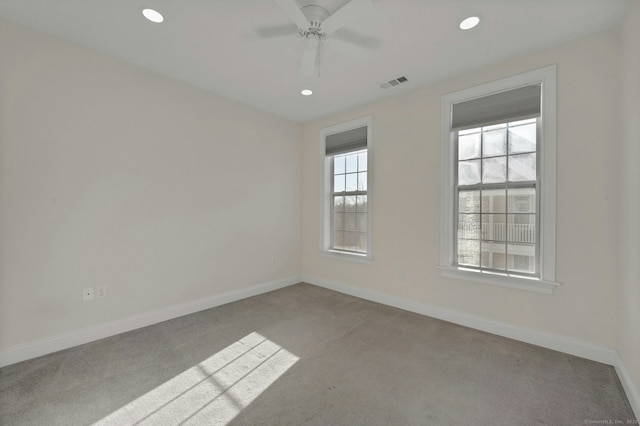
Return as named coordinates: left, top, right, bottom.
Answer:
left=94, top=332, right=299, bottom=425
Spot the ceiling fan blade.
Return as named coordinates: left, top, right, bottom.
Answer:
left=321, top=0, right=374, bottom=34
left=300, top=37, right=320, bottom=78
left=274, top=0, right=310, bottom=31
left=256, top=24, right=299, bottom=39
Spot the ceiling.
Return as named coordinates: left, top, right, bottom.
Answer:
left=0, top=0, right=630, bottom=123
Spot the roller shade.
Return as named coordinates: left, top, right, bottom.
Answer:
left=452, top=84, right=541, bottom=130
left=326, top=126, right=367, bottom=156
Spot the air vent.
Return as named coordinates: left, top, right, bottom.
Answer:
left=380, top=76, right=409, bottom=89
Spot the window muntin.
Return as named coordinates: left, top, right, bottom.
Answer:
left=455, top=118, right=538, bottom=276
left=331, top=149, right=368, bottom=253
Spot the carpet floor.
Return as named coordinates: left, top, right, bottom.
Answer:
left=0, top=283, right=636, bottom=425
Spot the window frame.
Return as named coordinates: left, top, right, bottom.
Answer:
left=440, top=66, right=559, bottom=293
left=320, top=116, right=374, bottom=263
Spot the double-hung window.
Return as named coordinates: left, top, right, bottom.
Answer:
left=440, top=66, right=558, bottom=293
left=321, top=116, right=373, bottom=262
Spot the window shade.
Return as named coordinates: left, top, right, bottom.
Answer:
left=326, top=126, right=367, bottom=156
left=451, top=84, right=541, bottom=130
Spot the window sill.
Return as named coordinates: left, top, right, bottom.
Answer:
left=438, top=266, right=560, bottom=294
left=320, top=250, right=374, bottom=264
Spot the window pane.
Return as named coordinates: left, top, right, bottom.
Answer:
left=334, top=212, right=344, bottom=230
left=509, top=123, right=536, bottom=154
left=358, top=151, right=368, bottom=171
left=357, top=172, right=367, bottom=191
left=346, top=154, right=358, bottom=173
left=481, top=241, right=506, bottom=270
left=507, top=244, right=536, bottom=274
left=509, top=250, right=536, bottom=274
left=481, top=214, right=506, bottom=241
left=458, top=214, right=480, bottom=240
left=334, top=174, right=345, bottom=192
left=345, top=196, right=356, bottom=212
left=507, top=215, right=536, bottom=243
left=458, top=190, right=480, bottom=213
left=344, top=212, right=357, bottom=231
left=459, top=133, right=481, bottom=160
left=345, top=173, right=358, bottom=191
left=333, top=231, right=344, bottom=248
left=344, top=231, right=358, bottom=250
left=508, top=188, right=536, bottom=213
left=482, top=156, right=506, bottom=183
left=357, top=232, right=367, bottom=252
left=458, top=160, right=481, bottom=185
left=356, top=195, right=367, bottom=212
left=334, top=156, right=345, bottom=174
left=508, top=153, right=536, bottom=182
left=458, top=239, right=480, bottom=267
left=483, top=129, right=507, bottom=157
left=482, top=188, right=506, bottom=213
left=357, top=213, right=367, bottom=232
left=334, top=196, right=344, bottom=212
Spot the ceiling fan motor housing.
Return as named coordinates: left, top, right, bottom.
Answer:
left=300, top=5, right=330, bottom=36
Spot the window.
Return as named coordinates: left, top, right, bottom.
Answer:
left=440, top=66, right=558, bottom=293
left=457, top=118, right=538, bottom=275
left=321, top=116, right=373, bottom=262
left=332, top=149, right=368, bottom=252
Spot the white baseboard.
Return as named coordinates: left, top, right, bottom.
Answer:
left=615, top=352, right=640, bottom=419
left=2, top=275, right=638, bottom=419
left=303, top=275, right=640, bottom=418
left=0, top=276, right=300, bottom=368
left=302, top=275, right=617, bottom=365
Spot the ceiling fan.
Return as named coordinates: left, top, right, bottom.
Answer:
left=266, top=0, right=378, bottom=78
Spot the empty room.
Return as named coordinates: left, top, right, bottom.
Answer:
left=1, top=0, right=639, bottom=424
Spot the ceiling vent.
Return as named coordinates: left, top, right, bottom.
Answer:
left=380, top=76, right=408, bottom=89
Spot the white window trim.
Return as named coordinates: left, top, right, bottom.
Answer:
left=320, top=115, right=374, bottom=263
left=440, top=65, right=559, bottom=294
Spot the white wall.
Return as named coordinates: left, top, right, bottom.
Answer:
left=0, top=20, right=302, bottom=351
left=302, top=29, right=620, bottom=348
left=0, top=10, right=637, bottom=410
left=618, top=0, right=640, bottom=408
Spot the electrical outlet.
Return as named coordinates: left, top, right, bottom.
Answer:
left=96, top=286, right=107, bottom=299
left=83, top=287, right=94, bottom=302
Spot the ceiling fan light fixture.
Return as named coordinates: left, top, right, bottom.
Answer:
left=459, top=16, right=480, bottom=30
left=142, top=8, right=164, bottom=23
left=301, top=89, right=313, bottom=96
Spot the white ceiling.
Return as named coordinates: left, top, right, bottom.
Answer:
left=0, top=0, right=630, bottom=123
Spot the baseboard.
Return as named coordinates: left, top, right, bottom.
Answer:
left=3, top=275, right=637, bottom=418
left=0, top=276, right=300, bottom=368
left=615, top=352, right=640, bottom=419
left=302, top=275, right=617, bottom=366
left=302, top=275, right=640, bottom=417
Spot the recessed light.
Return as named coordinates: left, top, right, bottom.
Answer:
left=301, top=89, right=313, bottom=96
left=460, top=16, right=480, bottom=30
left=143, top=8, right=164, bottom=23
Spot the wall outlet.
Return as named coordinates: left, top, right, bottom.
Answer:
left=96, top=286, right=107, bottom=299
left=83, top=287, right=94, bottom=302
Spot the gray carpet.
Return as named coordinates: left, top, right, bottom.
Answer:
left=0, top=283, right=636, bottom=425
